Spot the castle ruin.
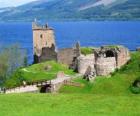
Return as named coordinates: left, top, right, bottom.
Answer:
left=77, top=46, right=130, bottom=80
left=32, top=22, right=130, bottom=78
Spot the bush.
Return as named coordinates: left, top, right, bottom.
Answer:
left=130, top=77, right=140, bottom=94
left=130, top=85, right=140, bottom=94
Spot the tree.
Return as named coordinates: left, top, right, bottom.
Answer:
left=0, top=44, right=28, bottom=83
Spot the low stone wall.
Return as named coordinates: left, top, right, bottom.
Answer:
left=50, top=75, right=71, bottom=92
left=77, top=54, right=95, bottom=75
left=5, top=75, right=72, bottom=94
left=5, top=85, right=39, bottom=94
left=117, top=47, right=130, bottom=68
left=96, top=57, right=116, bottom=76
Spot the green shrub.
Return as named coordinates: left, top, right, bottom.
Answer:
left=130, top=86, right=140, bottom=94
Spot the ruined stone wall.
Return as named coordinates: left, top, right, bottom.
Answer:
left=95, top=57, right=116, bottom=76
left=6, top=85, right=39, bottom=94
left=57, top=48, right=75, bottom=67
left=117, top=47, right=130, bottom=68
left=77, top=54, right=95, bottom=75
left=34, top=45, right=57, bottom=63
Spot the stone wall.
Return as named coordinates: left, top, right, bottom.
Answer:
left=5, top=74, right=72, bottom=94
left=77, top=54, right=95, bottom=75
left=57, top=45, right=80, bottom=68
left=34, top=45, right=57, bottom=63
left=96, top=57, right=116, bottom=76
left=57, top=48, right=75, bottom=66
left=116, top=47, right=130, bottom=68
left=33, top=28, right=55, bottom=56
left=5, top=85, right=39, bottom=94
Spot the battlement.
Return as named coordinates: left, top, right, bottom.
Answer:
left=32, top=21, right=53, bottom=30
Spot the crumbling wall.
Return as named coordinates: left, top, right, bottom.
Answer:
left=116, top=47, right=130, bottom=68
left=57, top=48, right=76, bottom=67
left=6, top=85, right=39, bottom=94
left=34, top=45, right=57, bottom=63
left=77, top=54, right=95, bottom=75
left=96, top=57, right=116, bottom=76
left=57, top=45, right=80, bottom=68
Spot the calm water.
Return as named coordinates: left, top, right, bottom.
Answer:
left=0, top=21, right=140, bottom=63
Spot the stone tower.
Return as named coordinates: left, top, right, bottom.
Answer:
left=32, top=20, right=57, bottom=63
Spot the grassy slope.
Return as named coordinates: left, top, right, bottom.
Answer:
left=4, top=61, right=75, bottom=88
left=1, top=52, right=140, bottom=116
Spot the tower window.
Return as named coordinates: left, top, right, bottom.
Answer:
left=40, top=34, right=43, bottom=38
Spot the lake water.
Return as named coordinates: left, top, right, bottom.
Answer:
left=0, top=21, right=140, bottom=63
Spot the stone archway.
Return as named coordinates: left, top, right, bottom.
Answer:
left=40, top=84, right=51, bottom=93
left=105, top=50, right=115, bottom=57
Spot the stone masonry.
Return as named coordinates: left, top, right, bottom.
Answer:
left=77, top=46, right=130, bottom=77
left=57, top=42, right=80, bottom=69
left=32, top=20, right=57, bottom=63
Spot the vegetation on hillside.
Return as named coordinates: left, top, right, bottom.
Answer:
left=4, top=61, right=75, bottom=88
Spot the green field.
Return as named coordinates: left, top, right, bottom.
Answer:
left=0, top=94, right=140, bottom=116
left=1, top=52, right=140, bottom=116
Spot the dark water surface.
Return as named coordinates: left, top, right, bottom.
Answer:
left=0, top=21, right=140, bottom=63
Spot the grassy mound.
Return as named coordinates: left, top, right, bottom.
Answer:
left=60, top=51, right=140, bottom=95
left=4, top=61, right=75, bottom=88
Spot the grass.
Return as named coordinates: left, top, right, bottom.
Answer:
left=81, top=47, right=94, bottom=55
left=4, top=61, right=75, bottom=88
left=103, top=45, right=121, bottom=49
left=0, top=93, right=140, bottom=116
left=1, top=52, right=140, bottom=116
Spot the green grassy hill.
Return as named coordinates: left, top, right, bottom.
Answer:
left=4, top=61, right=75, bottom=88
left=1, top=52, right=140, bottom=116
